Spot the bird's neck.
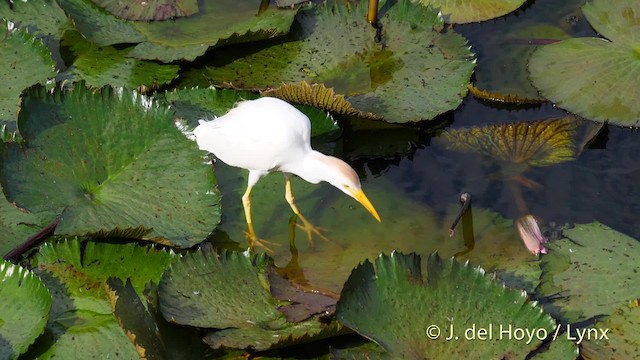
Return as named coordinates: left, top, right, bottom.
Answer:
left=284, top=150, right=331, bottom=185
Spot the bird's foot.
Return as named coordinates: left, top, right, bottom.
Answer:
left=245, top=231, right=280, bottom=253
left=293, top=213, right=331, bottom=247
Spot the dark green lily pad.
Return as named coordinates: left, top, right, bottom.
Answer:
left=0, top=260, right=51, bottom=360
left=58, top=0, right=299, bottom=62
left=0, top=0, right=72, bottom=38
left=91, top=0, right=198, bottom=21
left=580, top=302, right=640, bottom=359
left=529, top=0, right=640, bottom=124
left=539, top=222, right=640, bottom=322
left=33, top=238, right=177, bottom=358
left=336, top=252, right=557, bottom=359
left=1, top=83, right=220, bottom=247
left=0, top=20, right=57, bottom=124
left=62, top=31, right=180, bottom=89
left=203, top=0, right=475, bottom=122
left=159, top=250, right=346, bottom=351
left=0, top=180, right=55, bottom=256
left=415, top=0, right=527, bottom=24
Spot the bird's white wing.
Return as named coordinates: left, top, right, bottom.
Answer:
left=193, top=97, right=312, bottom=172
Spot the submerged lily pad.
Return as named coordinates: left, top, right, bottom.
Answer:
left=539, top=222, right=640, bottom=322
left=439, top=116, right=579, bottom=167
left=529, top=0, right=640, bottom=124
left=0, top=20, right=56, bottom=124
left=336, top=252, right=558, bottom=359
left=0, top=261, right=51, bottom=360
left=159, top=250, right=346, bottom=351
left=580, top=301, right=640, bottom=359
left=58, top=0, right=299, bottom=62
left=1, top=83, right=219, bottom=247
left=91, top=0, right=198, bottom=21
left=203, top=0, right=475, bottom=122
left=62, top=31, right=180, bottom=89
left=415, top=0, right=527, bottom=24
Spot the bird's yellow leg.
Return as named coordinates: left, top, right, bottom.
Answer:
left=242, top=185, right=277, bottom=252
left=284, top=176, right=330, bottom=247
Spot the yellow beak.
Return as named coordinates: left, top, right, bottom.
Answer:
left=351, top=189, right=381, bottom=222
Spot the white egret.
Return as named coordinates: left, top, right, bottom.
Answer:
left=194, top=97, right=381, bottom=250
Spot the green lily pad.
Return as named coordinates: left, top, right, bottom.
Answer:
left=336, top=252, right=556, bottom=359
left=0, top=180, right=55, bottom=256
left=0, top=260, right=51, bottom=360
left=159, top=250, right=346, bottom=351
left=539, top=222, right=640, bottom=322
left=1, top=83, right=220, bottom=247
left=415, top=0, right=527, bottom=24
left=580, top=302, right=640, bottom=359
left=203, top=0, right=475, bottom=122
left=91, top=0, right=198, bottom=21
left=0, top=20, right=57, bottom=124
left=62, top=30, right=180, bottom=89
left=58, top=0, right=300, bottom=62
left=529, top=0, right=640, bottom=124
left=0, top=0, right=72, bottom=38
left=32, top=238, right=177, bottom=358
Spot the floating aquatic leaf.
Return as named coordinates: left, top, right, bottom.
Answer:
left=0, top=0, right=72, bottom=38
left=529, top=0, right=640, bottom=124
left=1, top=83, right=219, bottom=247
left=203, top=0, right=475, bottom=122
left=159, top=249, right=346, bottom=351
left=580, top=301, right=640, bottom=359
left=62, top=31, right=180, bottom=90
left=414, top=0, right=527, bottom=24
left=260, top=81, right=371, bottom=119
left=0, top=260, right=51, bottom=360
left=91, top=0, right=198, bottom=21
left=439, top=116, right=578, bottom=167
left=58, top=0, right=299, bottom=62
left=467, top=84, right=544, bottom=104
left=336, top=252, right=556, bottom=358
left=0, top=180, right=55, bottom=256
left=539, top=222, right=640, bottom=322
left=32, top=238, right=176, bottom=358
left=0, top=19, right=56, bottom=124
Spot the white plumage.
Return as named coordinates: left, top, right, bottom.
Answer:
left=194, top=97, right=380, bottom=249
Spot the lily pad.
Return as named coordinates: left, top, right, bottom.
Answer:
left=32, top=238, right=176, bottom=357
left=539, top=222, right=640, bottom=322
left=0, top=0, right=72, bottom=38
left=415, top=0, right=527, bottom=24
left=62, top=30, right=180, bottom=90
left=0, top=260, right=51, bottom=360
left=203, top=0, right=475, bottom=122
left=58, top=0, right=300, bottom=62
left=1, top=83, right=220, bottom=247
left=336, top=252, right=557, bottom=359
left=0, top=180, right=55, bottom=256
left=91, top=0, right=198, bottom=21
left=439, top=116, right=579, bottom=167
left=529, top=0, right=640, bottom=124
left=580, top=301, right=640, bottom=359
left=0, top=20, right=57, bottom=124
left=159, top=250, right=346, bottom=351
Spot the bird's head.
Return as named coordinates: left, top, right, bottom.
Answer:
left=316, top=154, right=381, bottom=222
